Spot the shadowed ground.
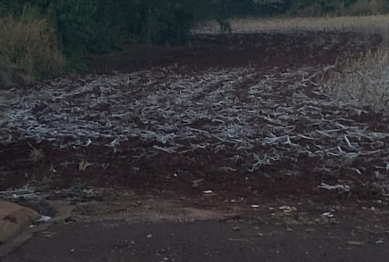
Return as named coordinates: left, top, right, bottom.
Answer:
left=3, top=221, right=389, bottom=262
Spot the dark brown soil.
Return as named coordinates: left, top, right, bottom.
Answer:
left=3, top=221, right=389, bottom=262
left=0, top=31, right=386, bottom=204
left=85, top=32, right=382, bottom=74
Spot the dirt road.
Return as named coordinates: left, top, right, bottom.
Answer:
left=3, top=220, right=389, bottom=262
left=0, top=190, right=388, bottom=262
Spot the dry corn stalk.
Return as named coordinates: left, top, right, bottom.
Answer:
left=318, top=47, right=389, bottom=109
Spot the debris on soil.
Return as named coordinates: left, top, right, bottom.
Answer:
left=347, top=241, right=365, bottom=246
left=318, top=183, right=351, bottom=193
left=321, top=212, right=335, bottom=218
left=0, top=31, right=386, bottom=204
left=0, top=185, right=48, bottom=201
left=37, top=216, right=51, bottom=222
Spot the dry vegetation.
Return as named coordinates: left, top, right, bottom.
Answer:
left=348, top=0, right=389, bottom=16
left=193, top=14, right=389, bottom=36
left=0, top=15, right=65, bottom=89
left=194, top=14, right=389, bottom=112
left=0, top=14, right=65, bottom=119
left=319, top=49, right=389, bottom=110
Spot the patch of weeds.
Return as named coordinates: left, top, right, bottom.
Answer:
left=71, top=182, right=91, bottom=191
left=28, top=172, right=55, bottom=188
left=28, top=143, right=45, bottom=163
left=319, top=49, right=389, bottom=110
left=0, top=10, right=65, bottom=88
left=40, top=174, right=53, bottom=186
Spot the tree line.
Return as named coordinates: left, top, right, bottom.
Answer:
left=1, top=0, right=378, bottom=55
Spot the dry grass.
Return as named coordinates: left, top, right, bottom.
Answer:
left=349, top=0, right=389, bottom=16
left=194, top=14, right=389, bottom=39
left=28, top=143, right=45, bottom=163
left=319, top=49, right=389, bottom=110
left=0, top=15, right=65, bottom=88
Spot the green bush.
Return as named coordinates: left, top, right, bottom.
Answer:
left=0, top=0, right=221, bottom=54
left=3, top=0, right=384, bottom=65
left=47, top=0, right=98, bottom=55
